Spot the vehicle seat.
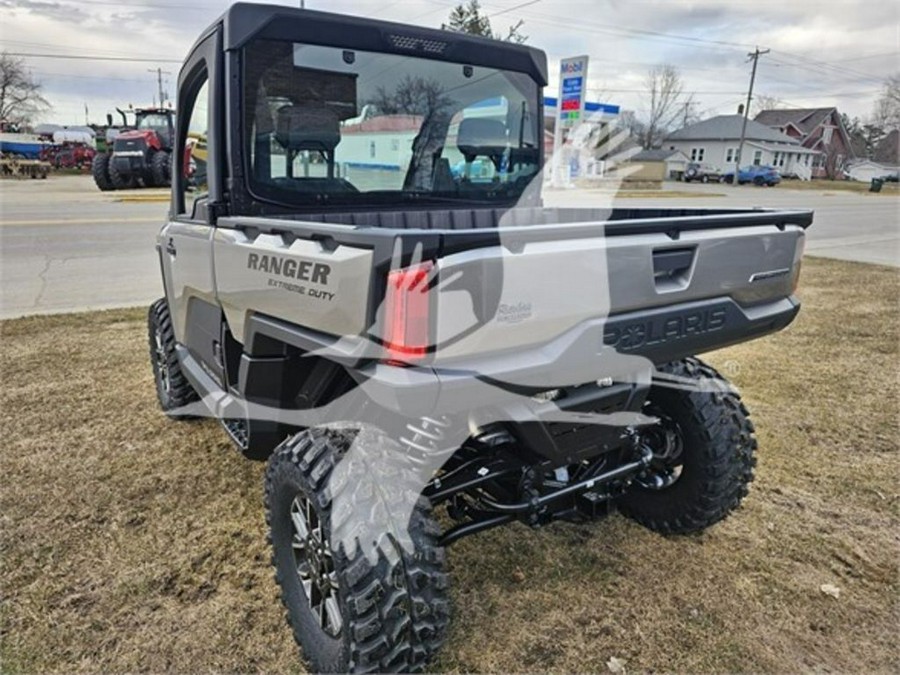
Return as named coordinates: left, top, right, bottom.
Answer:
left=275, top=105, right=341, bottom=179
left=275, top=105, right=341, bottom=154
left=457, top=118, right=508, bottom=172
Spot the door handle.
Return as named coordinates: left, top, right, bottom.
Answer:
left=166, top=238, right=177, bottom=256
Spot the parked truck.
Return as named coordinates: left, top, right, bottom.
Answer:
left=149, top=4, right=812, bottom=672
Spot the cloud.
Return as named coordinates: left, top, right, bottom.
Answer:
left=2, top=0, right=896, bottom=124
left=0, top=0, right=88, bottom=22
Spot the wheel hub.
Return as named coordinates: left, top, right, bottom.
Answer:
left=635, top=407, right=684, bottom=490
left=290, top=495, right=342, bottom=637
left=153, top=328, right=170, bottom=394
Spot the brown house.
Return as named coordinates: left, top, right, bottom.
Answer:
left=754, top=107, right=854, bottom=178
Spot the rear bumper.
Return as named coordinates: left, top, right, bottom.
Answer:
left=357, top=294, right=800, bottom=416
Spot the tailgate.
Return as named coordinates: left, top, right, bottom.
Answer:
left=431, top=222, right=805, bottom=362
left=213, top=225, right=374, bottom=343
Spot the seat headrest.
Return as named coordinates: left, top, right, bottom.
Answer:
left=457, top=118, right=507, bottom=158
left=275, top=106, right=341, bottom=152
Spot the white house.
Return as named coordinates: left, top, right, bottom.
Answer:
left=664, top=115, right=821, bottom=179
left=844, top=159, right=899, bottom=183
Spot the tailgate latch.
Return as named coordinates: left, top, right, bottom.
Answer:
left=653, top=247, right=695, bottom=292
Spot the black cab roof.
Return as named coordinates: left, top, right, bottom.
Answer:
left=206, top=2, right=547, bottom=86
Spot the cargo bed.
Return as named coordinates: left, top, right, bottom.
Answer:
left=204, top=206, right=810, bottom=386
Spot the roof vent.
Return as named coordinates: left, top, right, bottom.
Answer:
left=388, top=34, right=448, bottom=54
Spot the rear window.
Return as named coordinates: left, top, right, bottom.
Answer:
left=242, top=38, right=542, bottom=208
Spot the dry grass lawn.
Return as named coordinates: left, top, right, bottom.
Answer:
left=1, top=257, right=897, bottom=673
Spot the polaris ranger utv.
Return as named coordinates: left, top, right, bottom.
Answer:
left=148, top=4, right=811, bottom=671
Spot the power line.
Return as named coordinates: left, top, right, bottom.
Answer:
left=767, top=54, right=885, bottom=85
left=493, top=6, right=752, bottom=53
left=488, top=0, right=543, bottom=18
left=489, top=3, right=894, bottom=84
left=7, top=1, right=892, bottom=88
left=31, top=71, right=150, bottom=83
left=0, top=38, right=176, bottom=59
left=600, top=89, right=747, bottom=95
left=772, top=50, right=888, bottom=82
left=777, top=88, right=883, bottom=98
left=29, top=0, right=227, bottom=9
left=825, top=51, right=898, bottom=63
left=6, top=52, right=182, bottom=63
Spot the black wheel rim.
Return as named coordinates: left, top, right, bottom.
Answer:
left=635, top=405, right=684, bottom=490
left=290, top=495, right=343, bottom=637
left=153, top=327, right=170, bottom=395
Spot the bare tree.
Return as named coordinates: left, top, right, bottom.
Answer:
left=370, top=76, right=452, bottom=117
left=639, top=65, right=687, bottom=149
left=751, top=93, right=784, bottom=117
left=0, top=52, right=50, bottom=128
left=443, top=0, right=527, bottom=43
left=679, top=96, right=702, bottom=127
left=617, top=110, right=645, bottom=142
left=369, top=76, right=454, bottom=189
left=872, top=74, right=900, bottom=131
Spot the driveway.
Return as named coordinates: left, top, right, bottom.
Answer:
left=1, top=175, right=897, bottom=319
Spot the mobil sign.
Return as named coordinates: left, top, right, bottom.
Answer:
left=558, top=55, right=589, bottom=127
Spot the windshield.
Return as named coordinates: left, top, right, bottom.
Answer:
left=243, top=39, right=542, bottom=207
left=137, top=113, right=170, bottom=133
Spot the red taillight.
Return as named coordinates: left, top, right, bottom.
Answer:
left=383, top=262, right=433, bottom=364
left=792, top=234, right=806, bottom=294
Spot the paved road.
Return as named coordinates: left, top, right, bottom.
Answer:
left=1, top=175, right=897, bottom=319
left=1, top=176, right=167, bottom=318
left=554, top=183, right=900, bottom=267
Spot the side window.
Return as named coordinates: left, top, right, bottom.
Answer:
left=178, top=75, right=209, bottom=215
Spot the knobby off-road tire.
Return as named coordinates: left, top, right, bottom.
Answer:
left=109, top=158, right=137, bottom=189
left=150, top=150, right=171, bottom=187
left=266, top=428, right=449, bottom=673
left=148, top=298, right=199, bottom=418
left=91, top=152, right=113, bottom=191
left=619, top=357, right=757, bottom=534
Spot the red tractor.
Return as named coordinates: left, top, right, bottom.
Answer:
left=92, top=107, right=175, bottom=191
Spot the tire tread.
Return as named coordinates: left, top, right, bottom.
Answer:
left=620, top=357, right=757, bottom=535
left=147, top=298, right=199, bottom=416
left=265, top=428, right=449, bottom=673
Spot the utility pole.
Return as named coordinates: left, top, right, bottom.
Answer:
left=735, top=47, right=769, bottom=182
left=148, top=67, right=171, bottom=107
left=682, top=99, right=697, bottom=128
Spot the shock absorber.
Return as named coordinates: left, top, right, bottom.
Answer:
left=398, top=415, right=453, bottom=467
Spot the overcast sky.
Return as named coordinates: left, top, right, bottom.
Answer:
left=1, top=0, right=897, bottom=126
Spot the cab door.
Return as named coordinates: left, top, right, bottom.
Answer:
left=158, top=33, right=224, bottom=382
